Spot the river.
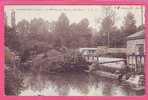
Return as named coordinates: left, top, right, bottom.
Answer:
left=20, top=72, right=144, bottom=96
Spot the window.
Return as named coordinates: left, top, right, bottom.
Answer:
left=136, top=44, right=144, bottom=55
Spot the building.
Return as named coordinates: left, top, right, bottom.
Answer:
left=79, top=48, right=97, bottom=56
left=126, top=30, right=145, bottom=74
left=127, top=30, right=145, bottom=55
left=79, top=47, right=125, bottom=63
left=79, top=48, right=98, bottom=62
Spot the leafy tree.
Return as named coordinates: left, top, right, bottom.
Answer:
left=30, top=18, right=49, bottom=35
left=69, top=19, right=92, bottom=48
left=17, top=18, right=52, bottom=57
left=98, top=16, right=117, bottom=46
left=53, top=13, right=70, bottom=48
left=16, top=19, right=30, bottom=36
left=98, top=7, right=116, bottom=46
left=5, top=26, right=21, bottom=52
left=121, top=12, right=137, bottom=35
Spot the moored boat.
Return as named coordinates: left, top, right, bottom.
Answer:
left=122, top=75, right=145, bottom=91
left=88, top=61, right=126, bottom=79
left=91, top=70, right=121, bottom=79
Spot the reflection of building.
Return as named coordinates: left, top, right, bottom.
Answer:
left=126, top=30, right=145, bottom=74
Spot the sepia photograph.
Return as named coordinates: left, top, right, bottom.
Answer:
left=4, top=5, right=145, bottom=96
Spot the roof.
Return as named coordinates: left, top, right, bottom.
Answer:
left=127, top=30, right=144, bottom=40
left=79, top=48, right=97, bottom=50
left=79, top=48, right=97, bottom=53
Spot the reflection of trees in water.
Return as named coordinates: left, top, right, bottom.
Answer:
left=47, top=72, right=90, bottom=95
left=102, top=81, right=113, bottom=95
left=23, top=73, right=50, bottom=92
left=88, top=73, right=119, bottom=95
left=23, top=72, right=90, bottom=95
left=22, top=72, right=139, bottom=96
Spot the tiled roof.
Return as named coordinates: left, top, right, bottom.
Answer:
left=127, top=30, right=144, bottom=40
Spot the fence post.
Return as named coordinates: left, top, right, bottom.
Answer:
left=135, top=55, right=138, bottom=73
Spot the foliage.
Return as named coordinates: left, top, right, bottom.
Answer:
left=5, top=47, right=15, bottom=64
left=51, top=13, right=93, bottom=48
left=16, top=19, right=30, bottom=36
left=5, top=47, right=23, bottom=95
left=5, top=47, right=24, bottom=95
left=5, top=26, right=21, bottom=52
left=121, top=12, right=137, bottom=35
left=5, top=66, right=24, bottom=95
left=97, top=7, right=116, bottom=46
left=96, top=11, right=138, bottom=48
left=30, top=49, right=89, bottom=73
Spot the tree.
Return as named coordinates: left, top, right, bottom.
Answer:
left=100, top=16, right=115, bottom=34
left=70, top=18, right=92, bottom=48
left=16, top=19, right=30, bottom=36
left=18, top=18, right=52, bottom=55
left=52, top=13, right=71, bottom=48
left=121, top=12, right=137, bottom=35
left=5, top=26, right=21, bottom=52
left=30, top=18, right=49, bottom=35
left=50, top=13, right=93, bottom=49
left=98, top=6, right=116, bottom=46
left=98, top=16, right=115, bottom=46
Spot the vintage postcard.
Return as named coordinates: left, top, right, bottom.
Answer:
left=0, top=1, right=148, bottom=100
left=4, top=5, right=145, bottom=96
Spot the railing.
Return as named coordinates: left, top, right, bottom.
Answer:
left=97, top=59, right=126, bottom=64
left=127, top=54, right=145, bottom=74
left=84, top=55, right=126, bottom=72
left=83, top=55, right=125, bottom=63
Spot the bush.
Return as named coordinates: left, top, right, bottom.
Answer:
left=5, top=66, right=24, bottom=95
left=5, top=47, right=15, bottom=64
left=30, top=49, right=89, bottom=73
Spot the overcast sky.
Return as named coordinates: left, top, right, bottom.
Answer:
left=4, top=5, right=145, bottom=30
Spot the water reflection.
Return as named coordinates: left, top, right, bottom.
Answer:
left=20, top=72, right=143, bottom=96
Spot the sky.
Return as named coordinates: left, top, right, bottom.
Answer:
left=4, top=5, right=145, bottom=30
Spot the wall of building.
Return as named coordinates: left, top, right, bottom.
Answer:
left=96, top=46, right=126, bottom=55
left=79, top=48, right=97, bottom=56
left=127, top=39, right=145, bottom=55
left=108, top=48, right=126, bottom=54
left=126, top=39, right=145, bottom=74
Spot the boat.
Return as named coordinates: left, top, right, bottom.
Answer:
left=123, top=75, right=145, bottom=91
left=88, top=61, right=125, bottom=79
left=91, top=70, right=121, bottom=79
